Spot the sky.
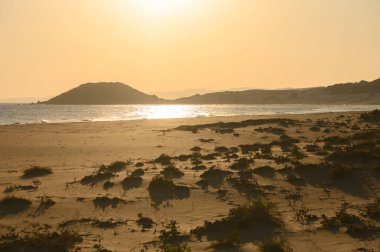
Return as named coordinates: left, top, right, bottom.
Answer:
left=0, top=0, right=380, bottom=99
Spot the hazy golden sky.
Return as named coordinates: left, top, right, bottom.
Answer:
left=1, top=0, right=379, bottom=99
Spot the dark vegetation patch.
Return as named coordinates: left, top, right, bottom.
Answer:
left=135, top=162, right=144, bottom=167
left=252, top=166, right=275, bottom=178
left=121, top=174, right=143, bottom=190
left=103, top=181, right=114, bottom=190
left=327, top=143, right=380, bottom=165
left=148, top=176, right=190, bottom=207
left=154, top=154, right=173, bottom=166
left=227, top=174, right=263, bottom=198
left=136, top=213, right=155, bottom=230
left=190, top=146, right=201, bottom=152
left=22, top=166, right=52, bottom=179
left=93, top=196, right=126, bottom=210
left=192, top=198, right=284, bottom=244
left=214, top=146, right=229, bottom=153
left=131, top=168, right=145, bottom=177
left=0, top=197, right=31, bottom=216
left=59, top=218, right=127, bottom=229
left=259, top=237, right=293, bottom=252
left=207, top=235, right=241, bottom=251
left=200, top=168, right=232, bottom=188
left=159, top=220, right=189, bottom=247
left=360, top=110, right=380, bottom=123
left=230, top=158, right=254, bottom=170
left=80, top=161, right=128, bottom=186
left=175, top=118, right=297, bottom=132
left=4, top=183, right=38, bottom=193
left=198, top=138, right=214, bottom=143
left=309, top=126, right=321, bottom=132
left=0, top=224, right=82, bottom=252
left=255, top=127, right=285, bottom=135
left=160, top=165, right=184, bottom=179
left=321, top=205, right=380, bottom=238
left=363, top=199, right=380, bottom=221
left=213, top=128, right=235, bottom=134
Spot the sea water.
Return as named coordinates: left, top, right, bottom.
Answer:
left=0, top=103, right=379, bottom=125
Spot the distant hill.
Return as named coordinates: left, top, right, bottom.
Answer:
left=44, top=82, right=163, bottom=105
left=43, top=78, right=380, bottom=105
left=173, top=78, right=380, bottom=104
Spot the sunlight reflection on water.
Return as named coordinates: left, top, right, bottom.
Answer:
left=1, top=104, right=380, bottom=125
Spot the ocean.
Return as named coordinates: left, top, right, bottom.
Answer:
left=0, top=103, right=379, bottom=125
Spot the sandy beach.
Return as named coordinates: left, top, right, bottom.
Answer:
left=0, top=111, right=379, bottom=251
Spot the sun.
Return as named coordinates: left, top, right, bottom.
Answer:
left=130, top=0, right=194, bottom=17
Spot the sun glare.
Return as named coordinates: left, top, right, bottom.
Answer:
left=130, top=0, right=194, bottom=17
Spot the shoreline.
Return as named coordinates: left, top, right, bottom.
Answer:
left=0, top=110, right=369, bottom=127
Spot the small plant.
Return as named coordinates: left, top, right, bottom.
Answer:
left=136, top=213, right=155, bottom=229
left=295, top=206, right=318, bottom=226
left=159, top=220, right=188, bottom=245
left=103, top=181, right=114, bottom=190
left=22, top=166, right=52, bottom=179
left=33, top=195, right=55, bottom=217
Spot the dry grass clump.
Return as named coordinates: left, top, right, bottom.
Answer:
left=155, top=154, right=173, bottom=166
left=160, top=165, right=184, bottom=179
left=0, top=224, right=82, bottom=252
left=192, top=198, right=284, bottom=243
left=121, top=174, right=143, bottom=190
left=148, top=176, right=190, bottom=206
left=0, top=196, right=31, bottom=216
left=22, top=166, right=52, bottom=179
left=230, top=158, right=254, bottom=170
left=81, top=161, right=128, bottom=186
left=214, top=146, right=229, bottom=153
left=136, top=213, right=155, bottom=230
left=32, top=196, right=55, bottom=217
left=106, top=161, right=129, bottom=173
left=321, top=205, right=379, bottom=237
left=93, top=196, right=126, bottom=210
left=200, top=167, right=232, bottom=188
